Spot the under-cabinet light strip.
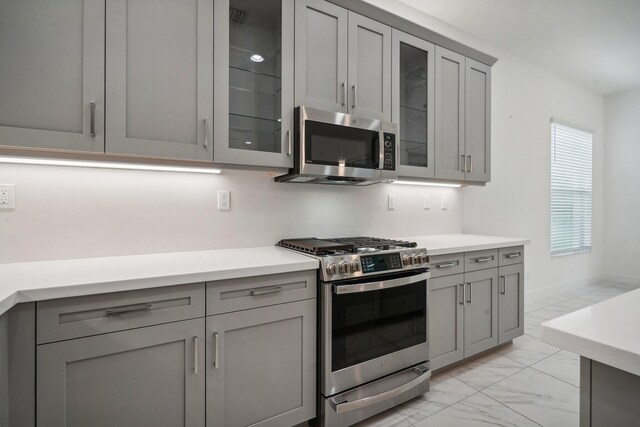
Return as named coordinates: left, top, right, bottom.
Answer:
left=391, top=180, right=461, bottom=188
left=0, top=157, right=222, bottom=174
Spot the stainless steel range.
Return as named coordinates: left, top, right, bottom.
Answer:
left=277, top=237, right=431, bottom=427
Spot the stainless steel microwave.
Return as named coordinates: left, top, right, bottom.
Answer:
left=275, top=106, right=398, bottom=185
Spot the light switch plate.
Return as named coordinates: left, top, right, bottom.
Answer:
left=217, top=190, right=230, bottom=211
left=388, top=194, right=395, bottom=210
left=0, top=184, right=15, bottom=209
left=441, top=196, right=448, bottom=210
left=423, top=195, right=430, bottom=210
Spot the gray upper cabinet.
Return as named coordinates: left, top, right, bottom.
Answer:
left=428, top=274, right=464, bottom=370
left=295, top=0, right=391, bottom=121
left=465, top=58, right=491, bottom=182
left=463, top=268, right=498, bottom=358
left=105, top=0, right=213, bottom=161
left=0, top=0, right=105, bottom=153
left=213, top=0, right=295, bottom=168
left=498, top=263, right=524, bottom=344
left=37, top=318, right=206, bottom=427
left=434, top=46, right=465, bottom=181
left=206, top=299, right=316, bottom=427
left=393, top=30, right=435, bottom=179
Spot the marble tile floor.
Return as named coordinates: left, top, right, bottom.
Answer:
left=355, top=281, right=639, bottom=427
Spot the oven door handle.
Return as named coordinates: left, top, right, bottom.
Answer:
left=333, top=272, right=429, bottom=294
left=329, top=365, right=431, bottom=414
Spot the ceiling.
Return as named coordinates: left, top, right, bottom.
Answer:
left=396, top=0, right=640, bottom=95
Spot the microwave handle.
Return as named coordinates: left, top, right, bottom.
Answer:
left=378, top=130, right=385, bottom=170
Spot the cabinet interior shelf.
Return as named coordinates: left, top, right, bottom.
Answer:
left=400, top=104, right=427, bottom=114
left=230, top=84, right=281, bottom=97
left=229, top=65, right=281, bottom=81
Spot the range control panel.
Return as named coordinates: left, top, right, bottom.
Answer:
left=320, top=248, right=429, bottom=282
left=382, top=133, right=396, bottom=171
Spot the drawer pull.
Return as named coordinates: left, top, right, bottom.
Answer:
left=504, top=252, right=521, bottom=259
left=435, top=261, right=458, bottom=269
left=105, top=303, right=152, bottom=316
left=250, top=286, right=283, bottom=296
left=473, top=257, right=493, bottom=263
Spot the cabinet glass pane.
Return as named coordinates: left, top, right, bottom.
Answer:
left=229, top=0, right=282, bottom=153
left=399, top=43, right=428, bottom=168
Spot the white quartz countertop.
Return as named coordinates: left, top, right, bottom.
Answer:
left=0, top=247, right=318, bottom=317
left=541, top=289, right=640, bottom=376
left=399, top=234, right=530, bottom=256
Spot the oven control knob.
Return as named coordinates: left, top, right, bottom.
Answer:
left=350, top=262, right=360, bottom=272
left=403, top=255, right=412, bottom=266
left=326, top=263, right=338, bottom=275
left=413, top=254, right=423, bottom=264
left=338, top=261, right=349, bottom=274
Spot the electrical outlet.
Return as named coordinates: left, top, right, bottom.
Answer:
left=0, top=184, right=15, bottom=209
left=388, top=194, right=395, bottom=210
left=423, top=195, right=430, bottom=210
left=441, top=196, right=448, bottom=210
left=217, top=190, right=230, bottom=211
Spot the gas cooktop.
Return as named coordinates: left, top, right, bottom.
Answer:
left=277, top=237, right=417, bottom=256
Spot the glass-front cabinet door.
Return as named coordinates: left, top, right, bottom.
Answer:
left=214, top=0, right=294, bottom=168
left=392, top=30, right=435, bottom=178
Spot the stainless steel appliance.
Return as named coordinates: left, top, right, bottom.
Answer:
left=277, top=237, right=431, bottom=426
left=275, top=107, right=398, bottom=185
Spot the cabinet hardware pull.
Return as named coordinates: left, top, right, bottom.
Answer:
left=474, top=257, right=493, bottom=263
left=504, top=252, right=521, bottom=259
left=212, top=332, right=219, bottom=369
left=500, top=276, right=506, bottom=295
left=352, top=84, right=357, bottom=109
left=435, top=262, right=458, bottom=269
left=460, top=155, right=466, bottom=172
left=105, top=303, right=152, bottom=316
left=250, top=286, right=283, bottom=296
left=203, top=118, right=209, bottom=148
left=90, top=102, right=96, bottom=137
left=466, top=283, right=472, bottom=303
left=459, top=283, right=465, bottom=305
left=467, top=155, right=473, bottom=173
left=341, top=82, right=347, bottom=107
left=193, top=336, right=199, bottom=375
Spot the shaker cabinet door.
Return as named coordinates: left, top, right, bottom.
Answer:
left=465, top=58, right=491, bottom=182
left=206, top=299, right=316, bottom=427
left=37, top=319, right=206, bottom=427
left=498, top=263, right=524, bottom=344
left=347, top=13, right=392, bottom=121
left=463, top=268, right=498, bottom=358
left=434, top=47, right=466, bottom=181
left=105, top=0, right=213, bottom=161
left=428, top=274, right=464, bottom=370
left=0, top=0, right=104, bottom=153
left=295, top=0, right=348, bottom=113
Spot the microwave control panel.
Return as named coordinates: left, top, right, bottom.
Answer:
left=383, top=133, right=396, bottom=171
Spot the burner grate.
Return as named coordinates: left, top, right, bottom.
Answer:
left=327, top=237, right=417, bottom=251
left=277, top=238, right=355, bottom=255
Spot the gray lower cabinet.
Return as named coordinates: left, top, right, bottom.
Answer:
left=463, top=268, right=499, bottom=357
left=498, top=263, right=525, bottom=344
left=36, top=318, right=206, bottom=427
left=206, top=299, right=316, bottom=427
left=428, top=274, right=464, bottom=370
left=295, top=0, right=391, bottom=121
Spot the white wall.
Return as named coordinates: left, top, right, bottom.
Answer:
left=0, top=165, right=461, bottom=263
left=604, top=89, right=640, bottom=283
left=364, top=0, right=606, bottom=293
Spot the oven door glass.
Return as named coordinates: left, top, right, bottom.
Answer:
left=331, top=272, right=427, bottom=372
left=305, top=120, right=379, bottom=169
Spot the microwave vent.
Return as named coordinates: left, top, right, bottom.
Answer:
left=229, top=7, right=246, bottom=25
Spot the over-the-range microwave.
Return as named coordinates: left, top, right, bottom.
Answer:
left=275, top=106, right=398, bottom=185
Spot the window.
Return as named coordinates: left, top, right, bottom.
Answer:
left=550, top=120, right=593, bottom=256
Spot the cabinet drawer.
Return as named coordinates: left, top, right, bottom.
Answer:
left=37, top=283, right=205, bottom=344
left=207, top=270, right=316, bottom=316
left=429, top=253, right=464, bottom=278
left=499, top=246, right=524, bottom=266
left=464, top=249, right=498, bottom=272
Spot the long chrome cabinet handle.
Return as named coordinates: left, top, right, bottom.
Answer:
left=460, top=155, right=466, bottom=172
left=352, top=84, right=357, bottom=109
left=286, top=129, right=292, bottom=156
left=459, top=283, right=465, bottom=305
left=250, top=286, right=283, bottom=296
left=504, top=252, right=521, bottom=259
left=203, top=118, right=209, bottom=148
left=212, top=332, right=219, bottom=369
left=193, top=336, right=199, bottom=374
left=435, top=261, right=458, bottom=269
left=341, top=82, right=347, bottom=107
left=90, top=102, right=96, bottom=137
left=467, top=155, right=473, bottom=173
left=105, top=303, right=152, bottom=316
left=466, top=283, right=472, bottom=303
left=500, top=276, right=506, bottom=295
left=474, top=257, right=493, bottom=263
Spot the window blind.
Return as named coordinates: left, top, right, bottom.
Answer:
left=550, top=121, right=593, bottom=256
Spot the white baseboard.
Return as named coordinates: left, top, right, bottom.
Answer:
left=525, top=274, right=608, bottom=302
left=601, top=272, right=640, bottom=286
